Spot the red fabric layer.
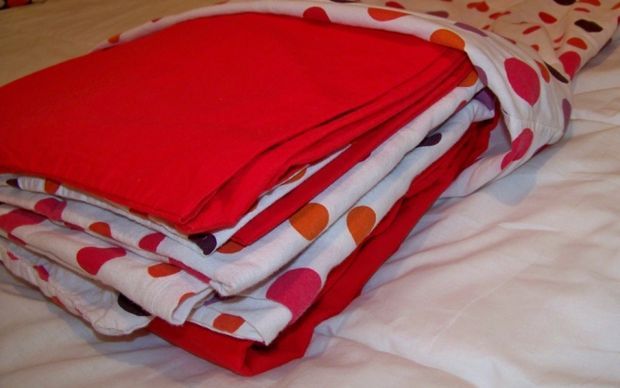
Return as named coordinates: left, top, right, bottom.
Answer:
left=148, top=110, right=498, bottom=375
left=0, top=13, right=469, bottom=233
left=230, top=63, right=473, bottom=246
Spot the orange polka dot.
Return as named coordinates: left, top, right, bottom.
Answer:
left=44, top=180, right=60, bottom=195
left=148, top=262, right=182, bottom=278
left=430, top=29, right=465, bottom=51
left=459, top=70, right=479, bottom=87
left=213, top=313, right=245, bottom=333
left=179, top=292, right=195, bottom=304
left=89, top=222, right=112, bottom=238
left=108, top=34, right=120, bottom=44
left=217, top=240, right=245, bottom=254
left=290, top=203, right=329, bottom=241
left=283, top=167, right=307, bottom=185
left=536, top=61, right=550, bottom=83
left=346, top=206, right=376, bottom=245
left=567, top=37, right=587, bottom=49
left=368, top=7, right=409, bottom=21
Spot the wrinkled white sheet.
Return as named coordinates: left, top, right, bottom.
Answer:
left=1, top=1, right=619, bottom=386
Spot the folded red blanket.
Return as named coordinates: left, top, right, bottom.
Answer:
left=149, top=108, right=498, bottom=375
left=0, top=13, right=470, bottom=234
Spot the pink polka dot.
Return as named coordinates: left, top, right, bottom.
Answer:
left=34, top=265, right=49, bottom=281
left=559, top=51, right=581, bottom=79
left=138, top=232, right=165, bottom=252
left=34, top=198, right=66, bottom=222
left=76, top=246, right=125, bottom=275
left=501, top=128, right=534, bottom=170
left=303, top=7, right=330, bottom=23
left=266, top=268, right=322, bottom=322
left=505, top=58, right=540, bottom=106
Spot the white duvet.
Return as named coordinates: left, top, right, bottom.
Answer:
left=1, top=0, right=619, bottom=386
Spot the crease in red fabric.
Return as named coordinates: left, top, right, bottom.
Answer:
left=0, top=13, right=469, bottom=234
left=148, top=109, right=498, bottom=375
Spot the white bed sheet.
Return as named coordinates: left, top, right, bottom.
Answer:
left=1, top=1, right=619, bottom=386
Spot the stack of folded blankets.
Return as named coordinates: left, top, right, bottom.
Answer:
left=3, top=0, right=607, bottom=375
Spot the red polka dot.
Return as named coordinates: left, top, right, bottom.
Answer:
left=34, top=198, right=66, bottom=221
left=50, top=296, right=65, bottom=309
left=523, top=25, right=541, bottom=34
left=347, top=206, right=376, bottom=245
left=580, top=0, right=600, bottom=5
left=303, top=7, right=330, bottom=23
left=108, top=34, right=120, bottom=44
left=213, top=313, right=245, bottom=333
left=76, top=246, right=125, bottom=275
left=385, top=1, right=405, bottom=9
left=466, top=1, right=489, bottom=12
left=574, top=7, right=591, bottom=12
left=34, top=265, right=49, bottom=281
left=614, top=1, right=620, bottom=10
left=368, top=7, right=409, bottom=21
left=539, top=12, right=557, bottom=24
left=266, top=268, right=322, bottom=322
left=147, top=262, right=181, bottom=277
left=138, top=232, right=165, bottom=252
left=501, top=128, right=534, bottom=170
left=559, top=51, right=581, bottom=79
left=0, top=208, right=45, bottom=234
left=290, top=203, right=329, bottom=241
left=567, top=37, right=588, bottom=49
left=44, top=180, right=60, bottom=195
left=505, top=58, right=540, bottom=106
left=89, top=222, right=112, bottom=238
left=490, top=11, right=511, bottom=19
left=430, top=29, right=465, bottom=50
left=7, top=251, right=19, bottom=261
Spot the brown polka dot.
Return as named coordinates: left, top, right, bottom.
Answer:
left=89, top=222, right=112, bottom=238
left=346, top=206, right=376, bottom=245
left=213, top=313, right=245, bottom=333
left=217, top=240, right=245, bottom=254
left=290, top=203, right=329, bottom=241
left=148, top=262, right=182, bottom=278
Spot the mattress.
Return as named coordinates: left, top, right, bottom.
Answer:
left=1, top=0, right=619, bottom=386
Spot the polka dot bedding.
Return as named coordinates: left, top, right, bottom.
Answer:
left=0, top=0, right=618, bottom=376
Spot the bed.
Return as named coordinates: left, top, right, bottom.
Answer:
left=1, top=0, right=619, bottom=386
